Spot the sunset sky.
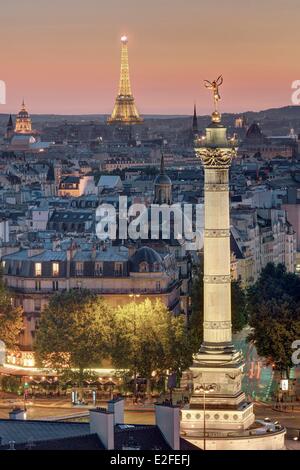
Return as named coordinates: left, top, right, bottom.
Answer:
left=1, top=0, right=299, bottom=115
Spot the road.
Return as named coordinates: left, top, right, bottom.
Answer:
left=0, top=404, right=155, bottom=424
left=1, top=399, right=300, bottom=429
left=1, top=401, right=300, bottom=448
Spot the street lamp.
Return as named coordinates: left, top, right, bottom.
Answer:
left=194, top=384, right=216, bottom=451
left=129, top=294, right=140, bottom=399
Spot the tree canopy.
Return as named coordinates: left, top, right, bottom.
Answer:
left=34, top=289, right=114, bottom=385
left=110, top=298, right=193, bottom=395
left=0, top=272, right=23, bottom=350
left=247, top=263, right=300, bottom=377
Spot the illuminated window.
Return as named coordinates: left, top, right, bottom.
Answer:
left=2, top=260, right=5, bottom=268
left=139, top=262, right=149, bottom=273
left=52, top=262, right=59, bottom=276
left=114, top=263, right=123, bottom=276
left=35, top=263, right=42, bottom=277
left=95, top=262, right=103, bottom=276
left=76, top=262, right=84, bottom=276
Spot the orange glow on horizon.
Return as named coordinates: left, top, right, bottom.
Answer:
left=0, top=0, right=299, bottom=115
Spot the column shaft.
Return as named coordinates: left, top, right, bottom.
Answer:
left=203, top=168, right=232, bottom=347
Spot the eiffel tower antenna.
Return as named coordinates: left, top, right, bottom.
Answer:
left=108, top=35, right=143, bottom=125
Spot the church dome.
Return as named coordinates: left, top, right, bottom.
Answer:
left=17, top=101, right=30, bottom=119
left=15, top=100, right=33, bottom=134
left=18, top=109, right=29, bottom=118
left=129, top=246, right=164, bottom=272
left=154, top=173, right=172, bottom=185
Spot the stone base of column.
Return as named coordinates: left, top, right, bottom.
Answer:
left=189, top=361, right=245, bottom=401
left=194, top=343, right=244, bottom=368
left=181, top=402, right=255, bottom=434
left=181, top=360, right=256, bottom=435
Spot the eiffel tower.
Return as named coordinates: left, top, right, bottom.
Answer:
left=108, top=36, right=143, bottom=125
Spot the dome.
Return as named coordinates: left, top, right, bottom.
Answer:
left=129, top=246, right=164, bottom=272
left=154, top=173, right=172, bottom=185
left=18, top=110, right=29, bottom=118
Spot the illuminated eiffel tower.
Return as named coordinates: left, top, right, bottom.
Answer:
left=108, top=36, right=143, bottom=125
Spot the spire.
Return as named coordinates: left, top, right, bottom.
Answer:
left=21, top=99, right=26, bottom=110
left=5, top=114, right=14, bottom=140
left=192, top=103, right=198, bottom=134
left=7, top=114, right=13, bottom=128
left=160, top=153, right=165, bottom=174
left=153, top=153, right=172, bottom=205
left=108, top=36, right=143, bottom=125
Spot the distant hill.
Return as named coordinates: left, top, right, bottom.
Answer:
left=1, top=106, right=300, bottom=135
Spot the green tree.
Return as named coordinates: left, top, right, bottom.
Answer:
left=189, top=263, right=247, bottom=352
left=247, top=263, right=300, bottom=378
left=231, top=280, right=247, bottom=333
left=34, top=289, right=114, bottom=392
left=0, top=272, right=23, bottom=350
left=110, top=298, right=193, bottom=398
left=0, top=375, right=23, bottom=394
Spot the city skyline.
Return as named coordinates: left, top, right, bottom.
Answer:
left=1, top=0, right=300, bottom=115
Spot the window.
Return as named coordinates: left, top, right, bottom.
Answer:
left=53, top=281, right=59, bottom=291
left=34, top=299, right=41, bottom=312
left=52, top=262, right=59, bottom=277
left=156, top=282, right=161, bottom=292
left=35, top=281, right=41, bottom=291
left=139, top=262, right=149, bottom=273
left=35, top=263, right=42, bottom=277
left=2, top=261, right=5, bottom=268
left=76, top=262, right=84, bottom=276
left=95, top=262, right=103, bottom=276
left=114, top=263, right=123, bottom=276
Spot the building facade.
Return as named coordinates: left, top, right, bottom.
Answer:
left=2, top=244, right=183, bottom=364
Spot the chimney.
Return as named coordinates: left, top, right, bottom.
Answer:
left=9, top=408, right=26, bottom=420
left=155, top=403, right=180, bottom=450
left=91, top=244, right=97, bottom=260
left=108, top=397, right=124, bottom=425
left=89, top=408, right=114, bottom=450
left=8, top=441, right=16, bottom=450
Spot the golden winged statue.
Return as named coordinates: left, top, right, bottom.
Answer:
left=204, top=75, right=223, bottom=112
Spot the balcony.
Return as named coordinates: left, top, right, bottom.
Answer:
left=7, top=282, right=182, bottom=296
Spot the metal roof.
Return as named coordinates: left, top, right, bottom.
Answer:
left=0, top=419, right=90, bottom=445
